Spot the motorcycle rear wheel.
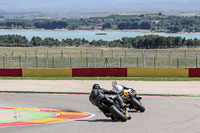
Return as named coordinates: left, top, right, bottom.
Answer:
left=109, top=105, right=127, bottom=122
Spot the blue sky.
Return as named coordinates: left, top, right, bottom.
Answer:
left=0, top=0, right=199, bottom=12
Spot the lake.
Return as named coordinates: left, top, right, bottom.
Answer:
left=0, top=29, right=200, bottom=41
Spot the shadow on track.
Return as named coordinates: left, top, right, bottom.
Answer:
left=76, top=119, right=118, bottom=122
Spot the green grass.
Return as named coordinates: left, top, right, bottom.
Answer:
left=1, top=77, right=200, bottom=81
left=0, top=47, right=199, bottom=68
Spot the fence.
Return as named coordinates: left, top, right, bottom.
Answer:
left=0, top=48, right=199, bottom=68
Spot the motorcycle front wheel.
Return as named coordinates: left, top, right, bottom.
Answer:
left=131, top=97, right=145, bottom=112
left=109, top=105, right=127, bottom=122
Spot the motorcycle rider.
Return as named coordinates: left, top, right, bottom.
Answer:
left=89, top=84, right=124, bottom=107
left=89, top=84, right=131, bottom=119
left=112, top=81, right=137, bottom=96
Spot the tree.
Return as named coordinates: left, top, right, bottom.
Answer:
left=30, top=36, right=43, bottom=46
left=140, top=21, right=151, bottom=29
left=43, top=38, right=60, bottom=46
left=173, top=37, right=182, bottom=47
left=167, top=26, right=182, bottom=33
left=102, top=23, right=112, bottom=29
left=158, top=12, right=162, bottom=16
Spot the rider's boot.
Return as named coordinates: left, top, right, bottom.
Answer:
left=127, top=115, right=132, bottom=120
left=125, top=108, right=131, bottom=120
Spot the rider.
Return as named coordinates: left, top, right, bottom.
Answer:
left=89, top=83, right=131, bottom=120
left=112, top=81, right=136, bottom=96
left=89, top=84, right=123, bottom=107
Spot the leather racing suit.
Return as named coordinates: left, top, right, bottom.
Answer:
left=89, top=84, right=125, bottom=108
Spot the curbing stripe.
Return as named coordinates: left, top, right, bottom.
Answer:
left=0, top=107, right=91, bottom=127
left=189, top=68, right=200, bottom=77
left=0, top=68, right=199, bottom=77
left=127, top=68, right=189, bottom=77
left=72, top=68, right=127, bottom=77
left=22, top=69, right=72, bottom=77
left=0, top=69, right=22, bottom=77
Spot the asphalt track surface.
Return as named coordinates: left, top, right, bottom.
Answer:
left=0, top=94, right=200, bottom=133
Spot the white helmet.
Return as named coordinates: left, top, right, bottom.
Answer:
left=112, top=81, right=118, bottom=87
left=112, top=81, right=123, bottom=94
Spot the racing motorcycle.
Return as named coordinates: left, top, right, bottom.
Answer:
left=122, top=88, right=145, bottom=112
left=98, top=96, right=130, bottom=122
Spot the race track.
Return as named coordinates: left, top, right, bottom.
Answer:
left=0, top=93, right=200, bottom=133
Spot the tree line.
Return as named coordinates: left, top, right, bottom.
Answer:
left=0, top=34, right=200, bottom=49
left=1, top=13, right=200, bottom=32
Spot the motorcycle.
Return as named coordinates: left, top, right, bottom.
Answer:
left=122, top=88, right=145, bottom=112
left=98, top=96, right=130, bottom=122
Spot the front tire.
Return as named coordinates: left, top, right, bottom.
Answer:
left=131, top=97, right=145, bottom=112
left=109, top=105, right=127, bottom=122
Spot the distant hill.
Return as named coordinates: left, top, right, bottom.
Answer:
left=0, top=0, right=200, bottom=13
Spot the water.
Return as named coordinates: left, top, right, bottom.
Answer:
left=0, top=29, right=199, bottom=41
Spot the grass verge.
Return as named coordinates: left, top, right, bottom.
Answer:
left=0, top=77, right=200, bottom=81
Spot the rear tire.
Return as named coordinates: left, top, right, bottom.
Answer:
left=109, top=105, right=127, bottom=122
left=131, top=97, right=145, bottom=112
